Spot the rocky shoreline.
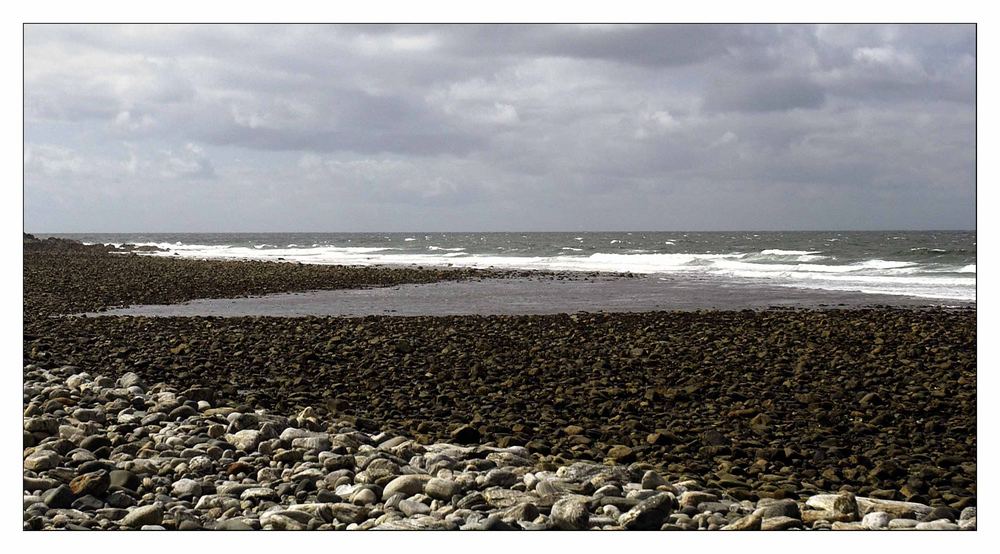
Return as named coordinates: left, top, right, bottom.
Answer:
left=23, top=366, right=975, bottom=531
left=23, top=241, right=977, bottom=530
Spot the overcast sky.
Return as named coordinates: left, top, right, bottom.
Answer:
left=24, top=24, right=975, bottom=232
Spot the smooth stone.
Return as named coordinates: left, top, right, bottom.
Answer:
left=224, top=430, right=261, bottom=452
left=399, top=499, right=431, bottom=517
left=862, top=511, right=892, bottom=529
left=619, top=492, right=676, bottom=530
left=69, top=470, right=110, bottom=497
left=41, top=485, right=75, bottom=509
left=551, top=496, right=590, bottom=530
left=857, top=497, right=932, bottom=519
left=109, top=470, right=140, bottom=491
left=915, top=520, right=960, bottom=531
left=351, top=488, right=377, bottom=506
left=171, top=478, right=203, bottom=499
left=831, top=521, right=867, bottom=530
left=24, top=450, right=62, bottom=471
left=119, top=504, right=164, bottom=528
left=679, top=491, right=718, bottom=507
left=215, top=519, right=253, bottom=530
left=425, top=478, right=461, bottom=500
left=721, top=513, right=762, bottom=531
left=761, top=516, right=803, bottom=531
left=640, top=470, right=667, bottom=490
left=381, top=474, right=431, bottom=500
left=888, top=518, right=920, bottom=529
left=754, top=498, right=801, bottom=519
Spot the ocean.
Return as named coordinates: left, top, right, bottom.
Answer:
left=47, top=231, right=976, bottom=303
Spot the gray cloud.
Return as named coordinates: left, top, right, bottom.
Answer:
left=24, top=24, right=975, bottom=232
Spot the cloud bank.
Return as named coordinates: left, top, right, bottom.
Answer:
left=24, top=24, right=975, bottom=231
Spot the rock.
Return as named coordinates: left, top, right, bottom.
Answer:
left=71, top=494, right=103, bottom=511
left=69, top=470, right=110, bottom=497
left=450, top=425, right=481, bottom=444
left=831, top=521, right=866, bottom=530
left=399, top=499, right=431, bottom=517
left=640, top=470, right=667, bottom=490
left=41, top=485, right=75, bottom=509
left=499, top=502, right=540, bottom=523
left=109, top=470, right=139, bottom=491
left=804, top=492, right=859, bottom=521
left=679, top=491, right=718, bottom=507
left=381, top=474, right=431, bottom=499
left=350, top=488, right=377, bottom=506
left=606, top=445, right=635, bottom=463
left=761, top=516, right=803, bottom=531
left=484, top=488, right=532, bottom=509
left=215, top=519, right=253, bottom=530
left=171, top=478, right=202, bottom=499
left=119, top=504, right=163, bottom=528
left=107, top=490, right=136, bottom=508
left=329, top=503, right=369, bottom=524
left=261, top=511, right=310, bottom=530
left=117, top=372, right=143, bottom=388
left=923, top=506, right=959, bottom=522
left=915, top=520, right=959, bottom=530
left=861, top=511, right=892, bottom=530
left=240, top=487, right=278, bottom=502
left=24, top=449, right=61, bottom=471
left=483, top=469, right=517, bottom=488
left=721, top=513, right=762, bottom=531
left=888, top=518, right=919, bottom=529
left=425, top=477, right=461, bottom=500
left=754, top=498, right=801, bottom=520
left=178, top=520, right=203, bottom=530
left=224, top=430, right=261, bottom=452
left=169, top=405, right=197, bottom=420
left=619, top=492, right=675, bottom=530
left=291, top=436, right=332, bottom=451
left=194, top=495, right=241, bottom=511
left=79, top=435, right=112, bottom=452
left=24, top=476, right=58, bottom=492
left=551, top=496, right=590, bottom=530
left=856, top=497, right=932, bottom=519
left=24, top=417, right=59, bottom=435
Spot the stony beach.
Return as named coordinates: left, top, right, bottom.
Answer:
left=23, top=240, right=977, bottom=530
left=22, top=365, right=976, bottom=531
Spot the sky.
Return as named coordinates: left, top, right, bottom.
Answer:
left=23, top=24, right=975, bottom=232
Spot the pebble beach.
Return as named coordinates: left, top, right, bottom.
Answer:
left=23, top=236, right=977, bottom=530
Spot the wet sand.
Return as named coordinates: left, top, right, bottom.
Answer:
left=91, top=275, right=970, bottom=317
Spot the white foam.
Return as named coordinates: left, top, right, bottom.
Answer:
left=131, top=241, right=974, bottom=302
left=759, top=249, right=821, bottom=256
